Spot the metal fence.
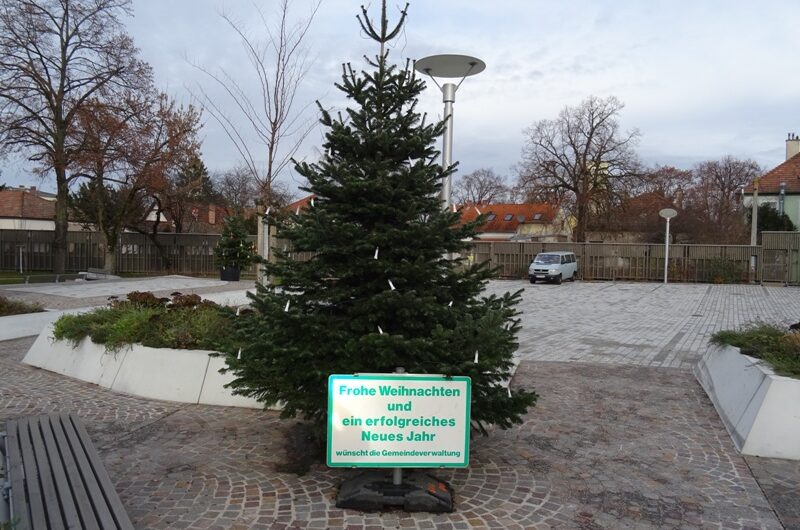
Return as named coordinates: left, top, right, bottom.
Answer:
left=0, top=229, right=256, bottom=275
left=469, top=241, right=763, bottom=283
left=761, top=232, right=800, bottom=284
left=2, top=228, right=798, bottom=284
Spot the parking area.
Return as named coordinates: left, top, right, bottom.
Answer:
left=485, top=280, right=800, bottom=369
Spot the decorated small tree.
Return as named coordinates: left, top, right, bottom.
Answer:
left=224, top=2, right=536, bottom=435
left=214, top=215, right=257, bottom=281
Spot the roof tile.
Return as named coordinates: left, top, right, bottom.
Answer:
left=745, top=154, right=800, bottom=194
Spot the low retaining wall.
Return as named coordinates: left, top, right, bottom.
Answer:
left=694, top=345, right=800, bottom=460
left=23, top=324, right=263, bottom=409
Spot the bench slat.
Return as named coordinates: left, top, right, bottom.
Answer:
left=66, top=414, right=134, bottom=530
left=5, top=414, right=133, bottom=530
left=58, top=414, right=121, bottom=530
left=40, top=416, right=85, bottom=529
left=26, top=417, right=68, bottom=530
left=47, top=415, right=101, bottom=530
left=16, top=418, right=49, bottom=530
left=5, top=420, right=32, bottom=530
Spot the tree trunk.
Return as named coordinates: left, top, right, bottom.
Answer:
left=101, top=230, right=117, bottom=273
left=575, top=200, right=588, bottom=243
left=104, top=247, right=117, bottom=274
left=53, top=167, right=69, bottom=274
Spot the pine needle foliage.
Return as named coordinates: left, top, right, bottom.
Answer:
left=214, top=215, right=259, bottom=270
left=223, top=1, right=537, bottom=434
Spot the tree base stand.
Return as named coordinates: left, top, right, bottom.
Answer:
left=336, top=471, right=454, bottom=513
left=220, top=267, right=241, bottom=281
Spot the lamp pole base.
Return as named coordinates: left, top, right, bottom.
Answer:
left=335, top=471, right=454, bottom=513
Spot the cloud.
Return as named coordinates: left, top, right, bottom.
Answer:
left=6, top=0, right=800, bottom=191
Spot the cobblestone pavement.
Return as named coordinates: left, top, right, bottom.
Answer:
left=1, top=336, right=791, bottom=529
left=746, top=457, right=800, bottom=530
left=484, top=281, right=800, bottom=369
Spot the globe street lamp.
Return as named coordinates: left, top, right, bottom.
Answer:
left=414, top=54, right=485, bottom=209
left=659, top=208, right=678, bottom=284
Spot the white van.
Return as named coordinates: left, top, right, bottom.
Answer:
left=528, top=251, right=578, bottom=284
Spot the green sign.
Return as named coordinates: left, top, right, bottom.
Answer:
left=327, top=374, right=471, bottom=468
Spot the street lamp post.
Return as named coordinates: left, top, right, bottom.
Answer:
left=750, top=177, right=760, bottom=281
left=659, top=208, right=677, bottom=284
left=414, top=54, right=485, bottom=210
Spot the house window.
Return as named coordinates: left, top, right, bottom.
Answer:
left=503, top=214, right=513, bottom=221
left=533, top=213, right=542, bottom=220
left=486, top=213, right=496, bottom=220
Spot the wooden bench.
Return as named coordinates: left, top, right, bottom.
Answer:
left=77, top=268, right=118, bottom=281
left=1, top=413, right=133, bottom=530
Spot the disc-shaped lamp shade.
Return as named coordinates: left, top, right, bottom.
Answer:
left=659, top=208, right=678, bottom=219
left=414, top=54, right=486, bottom=78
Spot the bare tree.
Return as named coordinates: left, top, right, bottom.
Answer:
left=681, top=156, right=760, bottom=243
left=215, top=166, right=257, bottom=214
left=192, top=0, right=319, bottom=208
left=516, top=96, right=641, bottom=242
left=0, top=0, right=151, bottom=273
left=453, top=168, right=510, bottom=205
left=637, top=165, right=693, bottom=199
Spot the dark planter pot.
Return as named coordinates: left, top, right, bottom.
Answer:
left=220, top=266, right=241, bottom=281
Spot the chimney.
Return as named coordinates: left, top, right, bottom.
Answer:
left=786, top=132, right=800, bottom=160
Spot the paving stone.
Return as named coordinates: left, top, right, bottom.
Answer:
left=485, top=281, right=800, bottom=369
left=2, top=281, right=799, bottom=529
left=746, top=457, right=800, bottom=530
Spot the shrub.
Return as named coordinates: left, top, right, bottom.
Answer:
left=712, top=323, right=800, bottom=378
left=126, top=291, right=163, bottom=308
left=0, top=295, right=44, bottom=316
left=52, top=291, right=246, bottom=353
left=707, top=257, right=744, bottom=284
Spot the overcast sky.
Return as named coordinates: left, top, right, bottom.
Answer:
left=4, top=0, right=800, bottom=193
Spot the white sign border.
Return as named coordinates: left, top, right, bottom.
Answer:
left=326, top=374, right=472, bottom=468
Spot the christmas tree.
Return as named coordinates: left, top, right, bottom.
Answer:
left=214, top=215, right=258, bottom=270
left=225, top=1, right=536, bottom=435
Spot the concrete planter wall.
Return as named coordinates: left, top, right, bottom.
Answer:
left=23, top=324, right=264, bottom=409
left=694, top=345, right=800, bottom=460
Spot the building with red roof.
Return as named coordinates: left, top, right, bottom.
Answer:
left=284, top=195, right=573, bottom=241
left=0, top=186, right=88, bottom=231
left=743, top=134, right=800, bottom=227
left=458, top=203, right=572, bottom=242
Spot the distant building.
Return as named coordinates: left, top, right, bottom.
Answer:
left=458, top=203, right=573, bottom=242
left=0, top=186, right=85, bottom=231
left=743, top=134, right=800, bottom=227
left=0, top=185, right=233, bottom=234
left=285, top=195, right=314, bottom=214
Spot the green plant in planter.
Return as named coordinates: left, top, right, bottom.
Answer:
left=214, top=215, right=259, bottom=280
left=712, top=323, right=800, bottom=378
left=52, top=291, right=246, bottom=352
